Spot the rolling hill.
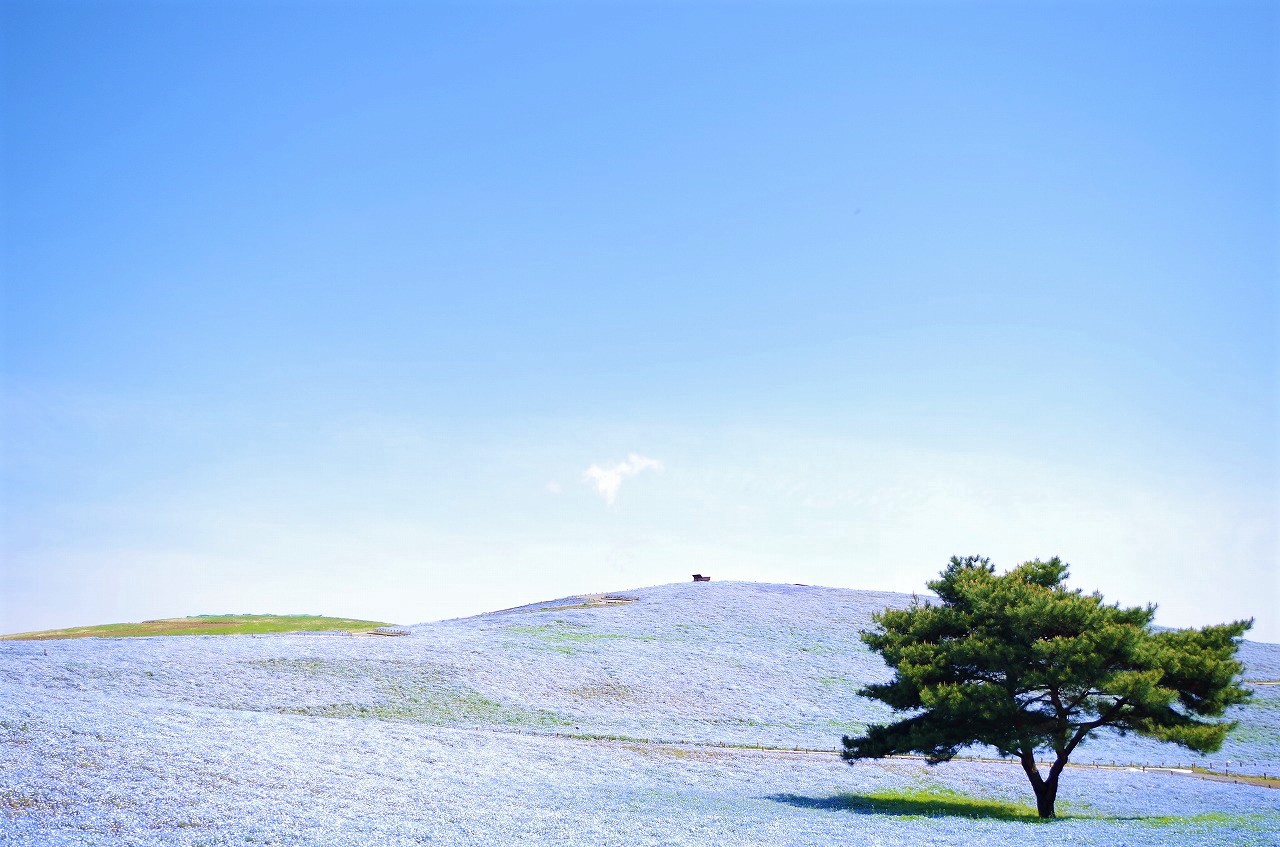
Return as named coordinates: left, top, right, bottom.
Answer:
left=2, top=581, right=1277, bottom=846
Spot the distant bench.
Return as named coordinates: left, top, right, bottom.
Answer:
left=692, top=574, right=711, bottom=582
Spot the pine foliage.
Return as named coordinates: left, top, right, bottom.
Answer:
left=843, top=556, right=1252, bottom=817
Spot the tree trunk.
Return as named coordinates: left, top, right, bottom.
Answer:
left=1017, top=749, right=1061, bottom=819
left=1031, top=775, right=1059, bottom=819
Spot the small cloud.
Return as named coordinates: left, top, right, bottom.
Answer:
left=545, top=481, right=563, bottom=494
left=583, top=453, right=664, bottom=505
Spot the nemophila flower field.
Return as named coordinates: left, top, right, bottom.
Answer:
left=3, top=582, right=1278, bottom=845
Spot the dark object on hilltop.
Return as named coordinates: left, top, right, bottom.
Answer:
left=692, top=574, right=711, bottom=582
left=841, top=555, right=1252, bottom=819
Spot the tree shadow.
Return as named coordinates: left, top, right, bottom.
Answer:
left=765, top=792, right=1041, bottom=822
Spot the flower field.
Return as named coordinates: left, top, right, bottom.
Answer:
left=3, top=581, right=1277, bottom=845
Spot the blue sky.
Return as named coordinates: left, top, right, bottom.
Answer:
left=3, top=1, right=1277, bottom=639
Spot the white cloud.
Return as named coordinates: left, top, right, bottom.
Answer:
left=544, top=481, right=562, bottom=494
left=583, top=453, right=664, bottom=505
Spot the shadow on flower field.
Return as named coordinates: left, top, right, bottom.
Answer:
left=767, top=789, right=1274, bottom=832
left=766, top=790, right=1041, bottom=822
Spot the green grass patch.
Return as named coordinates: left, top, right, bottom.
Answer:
left=1238, top=688, right=1280, bottom=710
left=564, top=731, right=653, bottom=743
left=506, top=622, right=655, bottom=654
left=0, top=614, right=392, bottom=640
left=771, top=787, right=1040, bottom=821
left=292, top=684, right=572, bottom=729
left=1087, top=811, right=1275, bottom=832
left=528, top=596, right=639, bottom=613
left=816, top=676, right=860, bottom=689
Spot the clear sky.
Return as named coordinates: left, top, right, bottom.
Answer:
left=2, top=1, right=1277, bottom=640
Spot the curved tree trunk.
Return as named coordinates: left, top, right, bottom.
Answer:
left=1018, top=749, right=1062, bottom=818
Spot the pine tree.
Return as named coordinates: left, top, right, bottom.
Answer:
left=843, top=556, right=1252, bottom=818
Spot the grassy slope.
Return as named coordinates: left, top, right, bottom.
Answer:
left=0, top=614, right=392, bottom=640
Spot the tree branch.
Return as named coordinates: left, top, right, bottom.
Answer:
left=1063, top=698, right=1128, bottom=760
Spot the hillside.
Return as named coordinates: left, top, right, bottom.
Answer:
left=3, top=581, right=1278, bottom=846
left=6, top=581, right=1273, bottom=765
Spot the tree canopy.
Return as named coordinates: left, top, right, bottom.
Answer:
left=842, top=556, right=1252, bottom=818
